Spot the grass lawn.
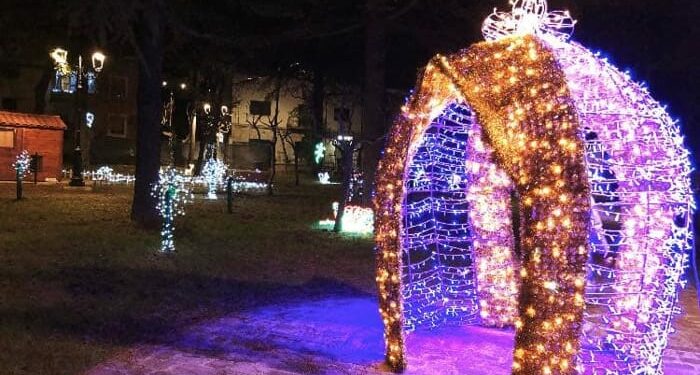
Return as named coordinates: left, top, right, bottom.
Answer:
left=0, top=174, right=375, bottom=375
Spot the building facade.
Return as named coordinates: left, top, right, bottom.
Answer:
left=228, top=75, right=363, bottom=168
left=1, top=55, right=139, bottom=168
left=0, top=111, right=66, bottom=181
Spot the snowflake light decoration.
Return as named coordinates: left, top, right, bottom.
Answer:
left=374, top=1, right=694, bottom=374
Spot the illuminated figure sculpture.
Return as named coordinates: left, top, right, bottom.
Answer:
left=218, top=106, right=232, bottom=161
left=373, top=1, right=694, bottom=374
left=198, top=103, right=218, bottom=164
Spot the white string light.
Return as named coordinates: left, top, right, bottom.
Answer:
left=201, top=158, right=227, bottom=199
left=12, top=151, right=31, bottom=179
left=318, top=172, right=332, bottom=184
left=152, top=168, right=192, bottom=253
left=317, top=202, right=374, bottom=234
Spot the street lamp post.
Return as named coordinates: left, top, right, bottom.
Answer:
left=50, top=48, right=106, bottom=186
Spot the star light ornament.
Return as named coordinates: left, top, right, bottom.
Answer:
left=201, top=158, right=227, bottom=199
left=153, top=168, right=192, bottom=253
left=373, top=1, right=694, bottom=374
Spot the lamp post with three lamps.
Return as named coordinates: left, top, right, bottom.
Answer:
left=50, top=47, right=106, bottom=186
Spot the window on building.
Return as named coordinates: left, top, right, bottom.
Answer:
left=249, top=100, right=271, bottom=116
left=86, top=72, right=97, bottom=94
left=290, top=104, right=313, bottom=128
left=51, top=72, right=77, bottom=94
left=0, top=129, right=14, bottom=148
left=1, top=98, right=18, bottom=110
left=107, top=114, right=128, bottom=138
left=334, top=107, right=350, bottom=123
left=110, top=75, right=128, bottom=102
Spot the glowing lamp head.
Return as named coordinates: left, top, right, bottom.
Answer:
left=203, top=103, right=212, bottom=114
left=162, top=81, right=168, bottom=87
left=91, top=51, right=106, bottom=72
left=50, top=48, right=68, bottom=65
left=221, top=105, right=229, bottom=115
left=180, top=83, right=187, bottom=90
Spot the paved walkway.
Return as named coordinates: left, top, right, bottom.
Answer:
left=88, top=289, right=700, bottom=375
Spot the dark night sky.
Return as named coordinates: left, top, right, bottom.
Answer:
left=384, top=0, right=700, bottom=162
left=2, top=0, right=699, bottom=159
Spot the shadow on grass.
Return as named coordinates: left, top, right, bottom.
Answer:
left=2, top=265, right=373, bottom=350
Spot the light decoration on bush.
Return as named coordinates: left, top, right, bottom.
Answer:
left=317, top=202, right=374, bottom=234
left=12, top=151, right=31, bottom=179
left=340, top=205, right=374, bottom=234
left=201, top=158, right=227, bottom=199
left=373, top=1, right=694, bottom=374
left=153, top=168, right=192, bottom=253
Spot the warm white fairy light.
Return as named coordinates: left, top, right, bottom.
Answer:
left=152, top=168, right=192, bottom=253
left=201, top=158, right=227, bottom=199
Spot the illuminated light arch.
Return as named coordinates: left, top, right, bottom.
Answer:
left=376, top=35, right=591, bottom=373
left=373, top=3, right=693, bottom=374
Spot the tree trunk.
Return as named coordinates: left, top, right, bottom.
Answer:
left=267, top=77, right=282, bottom=195
left=194, top=137, right=207, bottom=175
left=361, top=0, right=387, bottom=206
left=293, top=143, right=300, bottom=186
left=311, top=64, right=325, bottom=175
left=312, top=65, right=325, bottom=139
left=131, top=0, right=165, bottom=230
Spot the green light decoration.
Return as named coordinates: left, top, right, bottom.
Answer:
left=314, top=142, right=326, bottom=165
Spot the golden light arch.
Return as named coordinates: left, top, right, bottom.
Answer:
left=374, top=34, right=591, bottom=374
left=374, top=1, right=695, bottom=372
